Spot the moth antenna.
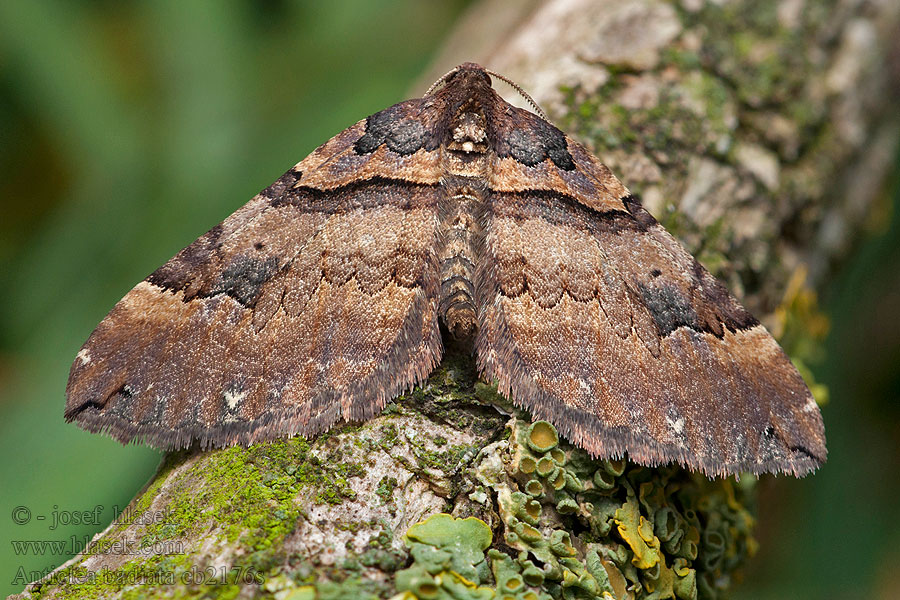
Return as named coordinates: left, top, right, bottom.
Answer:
left=424, top=65, right=462, bottom=97
left=485, top=69, right=549, bottom=121
left=424, top=65, right=549, bottom=122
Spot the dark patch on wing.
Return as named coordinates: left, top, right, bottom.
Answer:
left=639, top=284, right=700, bottom=336
left=354, top=103, right=433, bottom=156
left=261, top=168, right=302, bottom=199
left=691, top=259, right=760, bottom=333
left=492, top=189, right=645, bottom=236
left=272, top=176, right=439, bottom=212
left=495, top=116, right=575, bottom=170
left=789, top=444, right=821, bottom=462
left=138, top=395, right=166, bottom=425
left=622, top=195, right=658, bottom=229
left=622, top=194, right=759, bottom=336
left=208, top=255, right=280, bottom=307
left=106, top=385, right=136, bottom=420
left=146, top=224, right=223, bottom=292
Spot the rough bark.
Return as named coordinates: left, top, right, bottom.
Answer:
left=14, top=0, right=900, bottom=599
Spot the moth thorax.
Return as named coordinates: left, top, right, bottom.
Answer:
left=446, top=112, right=489, bottom=179
left=451, top=112, right=486, bottom=149
left=447, top=111, right=487, bottom=168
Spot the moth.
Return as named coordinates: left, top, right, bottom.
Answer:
left=65, top=63, right=826, bottom=477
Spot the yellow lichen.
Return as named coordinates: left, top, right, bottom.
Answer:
left=615, top=498, right=662, bottom=569
left=527, top=420, right=559, bottom=453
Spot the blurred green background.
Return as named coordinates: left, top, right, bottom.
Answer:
left=0, top=1, right=897, bottom=599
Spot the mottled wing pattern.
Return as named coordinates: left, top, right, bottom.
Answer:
left=65, top=99, right=444, bottom=449
left=65, top=62, right=825, bottom=477
left=478, top=105, right=826, bottom=477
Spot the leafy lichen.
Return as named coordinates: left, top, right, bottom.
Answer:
left=395, top=514, right=494, bottom=600
left=472, top=419, right=757, bottom=600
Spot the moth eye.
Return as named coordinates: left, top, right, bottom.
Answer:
left=254, top=242, right=265, bottom=250
left=650, top=269, right=661, bottom=278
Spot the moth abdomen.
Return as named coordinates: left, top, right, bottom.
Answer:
left=437, top=108, right=489, bottom=340
left=437, top=185, right=483, bottom=339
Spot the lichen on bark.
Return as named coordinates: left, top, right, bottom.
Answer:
left=17, top=349, right=757, bottom=600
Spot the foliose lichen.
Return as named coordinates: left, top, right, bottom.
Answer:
left=391, top=411, right=757, bottom=600
left=394, top=514, right=494, bottom=600
left=466, top=418, right=758, bottom=600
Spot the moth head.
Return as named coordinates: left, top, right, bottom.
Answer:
left=425, top=62, right=549, bottom=122
left=424, top=62, right=492, bottom=98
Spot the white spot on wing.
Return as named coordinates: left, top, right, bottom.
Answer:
left=666, top=416, right=685, bottom=435
left=76, top=349, right=91, bottom=365
left=224, top=389, right=247, bottom=410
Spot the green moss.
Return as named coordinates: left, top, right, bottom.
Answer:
left=679, top=0, right=832, bottom=111
left=192, top=440, right=308, bottom=550
left=410, top=437, right=476, bottom=475
left=474, top=380, right=512, bottom=412
left=314, top=476, right=358, bottom=505
left=395, top=350, right=506, bottom=442
left=379, top=423, right=400, bottom=448
left=560, top=71, right=733, bottom=183
left=29, top=431, right=392, bottom=598
left=661, top=46, right=701, bottom=71
left=376, top=475, right=399, bottom=503
left=559, top=79, right=625, bottom=153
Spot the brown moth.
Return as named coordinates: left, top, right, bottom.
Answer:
left=65, top=63, right=826, bottom=477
